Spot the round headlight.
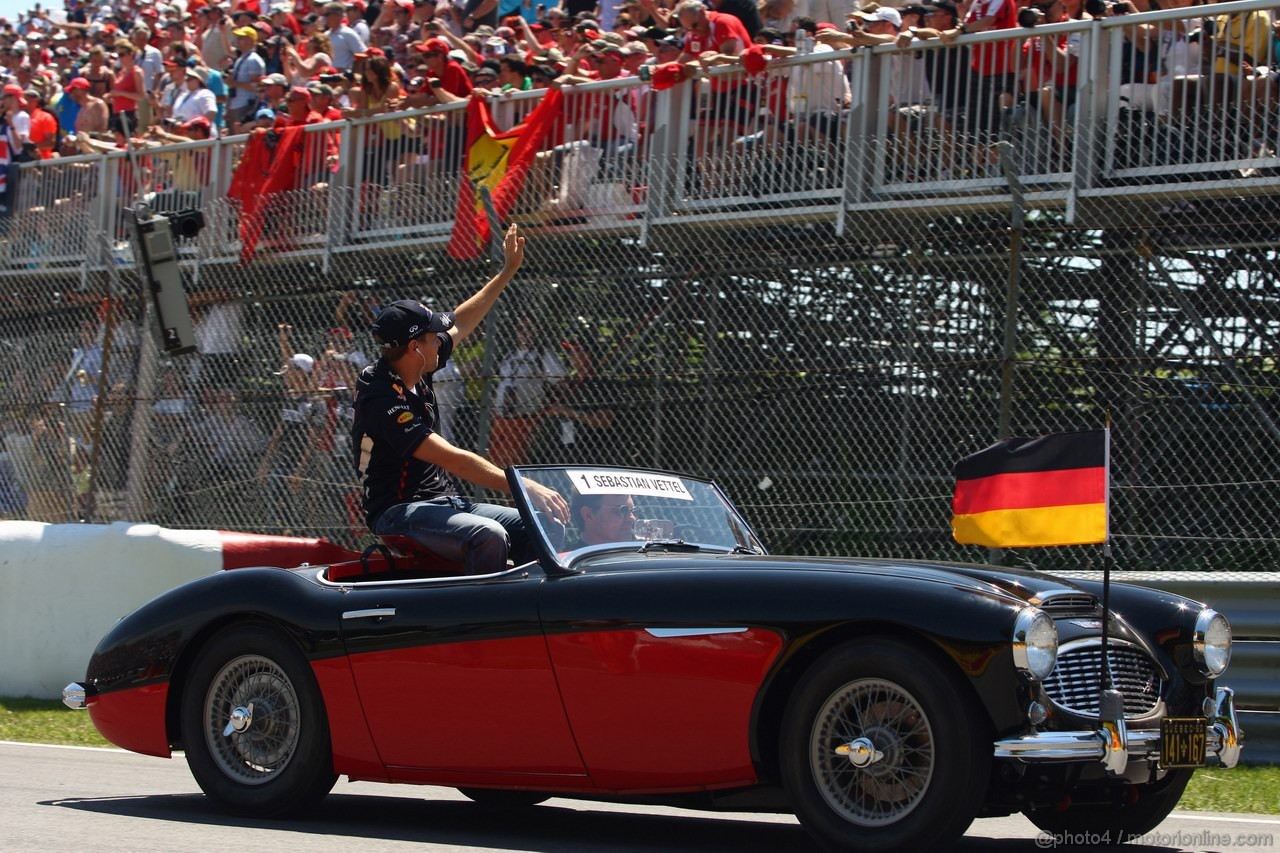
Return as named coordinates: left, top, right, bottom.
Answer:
left=1194, top=609, right=1232, bottom=676
left=1013, top=607, right=1058, bottom=681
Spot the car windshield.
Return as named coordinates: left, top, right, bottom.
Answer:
left=513, top=466, right=766, bottom=567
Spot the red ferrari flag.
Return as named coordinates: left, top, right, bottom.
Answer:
left=952, top=429, right=1109, bottom=548
left=228, top=125, right=310, bottom=265
left=446, top=89, right=564, bottom=260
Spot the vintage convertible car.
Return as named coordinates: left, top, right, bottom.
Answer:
left=64, top=465, right=1242, bottom=851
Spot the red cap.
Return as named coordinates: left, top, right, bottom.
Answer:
left=181, top=115, right=212, bottom=130
left=741, top=43, right=767, bottom=76
left=65, top=76, right=91, bottom=90
left=354, top=46, right=384, bottom=58
left=287, top=85, right=312, bottom=100
left=2, top=83, right=24, bottom=97
left=414, top=37, right=449, bottom=54
left=649, top=61, right=685, bottom=92
left=141, top=7, right=158, bottom=16
left=816, top=21, right=839, bottom=30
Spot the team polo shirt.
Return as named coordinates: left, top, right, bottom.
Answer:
left=964, top=0, right=1018, bottom=76
left=351, top=333, right=458, bottom=527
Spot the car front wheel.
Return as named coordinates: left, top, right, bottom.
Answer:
left=180, top=624, right=337, bottom=816
left=780, top=639, right=990, bottom=852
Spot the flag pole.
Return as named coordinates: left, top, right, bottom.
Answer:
left=1097, top=419, right=1123, bottom=766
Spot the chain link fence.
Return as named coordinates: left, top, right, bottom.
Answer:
left=1, top=7, right=1277, bottom=574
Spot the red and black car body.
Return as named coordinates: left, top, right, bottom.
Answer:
left=66, top=466, right=1243, bottom=852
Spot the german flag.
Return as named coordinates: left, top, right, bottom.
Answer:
left=952, top=429, right=1109, bottom=548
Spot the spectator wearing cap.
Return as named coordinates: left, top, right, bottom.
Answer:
left=471, top=59, right=500, bottom=89
left=309, top=81, right=344, bottom=119
left=158, top=55, right=188, bottom=122
left=68, top=77, right=109, bottom=135
left=350, top=225, right=569, bottom=577
left=200, top=4, right=236, bottom=71
left=322, top=1, right=367, bottom=70
left=410, top=37, right=473, bottom=97
left=52, top=77, right=87, bottom=141
left=3, top=83, right=32, bottom=152
left=260, top=71, right=291, bottom=110
left=276, top=84, right=324, bottom=125
left=173, top=65, right=218, bottom=129
left=270, top=3, right=305, bottom=38
left=939, top=0, right=1021, bottom=134
left=227, top=24, right=266, bottom=125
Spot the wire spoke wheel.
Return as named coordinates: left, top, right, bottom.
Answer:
left=810, top=678, right=935, bottom=827
left=781, top=640, right=988, bottom=851
left=204, top=654, right=302, bottom=785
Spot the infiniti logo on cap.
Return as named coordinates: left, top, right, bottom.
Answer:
left=408, top=324, right=420, bottom=336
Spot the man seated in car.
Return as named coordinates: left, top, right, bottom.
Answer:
left=567, top=493, right=639, bottom=548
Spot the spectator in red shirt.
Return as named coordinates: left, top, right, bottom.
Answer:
left=24, top=89, right=59, bottom=160
left=277, top=85, right=325, bottom=126
left=308, top=82, right=345, bottom=120
left=675, top=0, right=749, bottom=61
left=940, top=0, right=1019, bottom=133
left=411, top=38, right=473, bottom=97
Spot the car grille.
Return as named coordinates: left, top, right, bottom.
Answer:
left=1043, top=644, right=1163, bottom=719
left=1038, top=593, right=1097, bottom=618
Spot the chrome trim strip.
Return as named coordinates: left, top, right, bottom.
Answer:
left=315, top=562, right=536, bottom=588
left=644, top=627, right=750, bottom=638
left=342, top=608, right=396, bottom=620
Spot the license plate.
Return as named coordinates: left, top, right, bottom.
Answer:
left=1160, top=716, right=1207, bottom=768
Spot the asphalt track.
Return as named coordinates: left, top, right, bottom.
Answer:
left=4, top=742, right=1278, bottom=852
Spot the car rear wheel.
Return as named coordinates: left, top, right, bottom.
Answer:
left=180, top=624, right=337, bottom=816
left=457, top=788, right=550, bottom=808
left=1023, top=767, right=1193, bottom=843
left=780, top=639, right=990, bottom=852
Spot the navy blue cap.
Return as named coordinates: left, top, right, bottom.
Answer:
left=371, top=299, right=455, bottom=348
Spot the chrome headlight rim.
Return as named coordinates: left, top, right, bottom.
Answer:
left=1193, top=608, right=1232, bottom=677
left=1013, top=607, right=1058, bottom=681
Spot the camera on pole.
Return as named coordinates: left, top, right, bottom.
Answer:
left=130, top=205, right=206, bottom=355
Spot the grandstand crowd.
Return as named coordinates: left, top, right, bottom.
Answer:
left=0, top=0, right=1271, bottom=158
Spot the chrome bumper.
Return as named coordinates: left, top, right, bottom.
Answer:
left=993, top=687, right=1242, bottom=774
left=62, top=682, right=89, bottom=710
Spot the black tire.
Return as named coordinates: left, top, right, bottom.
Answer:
left=180, top=624, right=337, bottom=817
left=1023, top=767, right=1194, bottom=843
left=457, top=788, right=550, bottom=808
left=779, top=639, right=991, bottom=852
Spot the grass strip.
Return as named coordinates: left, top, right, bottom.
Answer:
left=0, top=698, right=110, bottom=747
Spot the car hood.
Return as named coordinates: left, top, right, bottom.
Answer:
left=615, top=552, right=1088, bottom=607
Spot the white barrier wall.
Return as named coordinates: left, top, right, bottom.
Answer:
left=0, top=521, right=223, bottom=698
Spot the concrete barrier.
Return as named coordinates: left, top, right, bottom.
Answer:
left=0, top=521, right=358, bottom=699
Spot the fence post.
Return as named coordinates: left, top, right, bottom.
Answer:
left=992, top=141, right=1027, bottom=566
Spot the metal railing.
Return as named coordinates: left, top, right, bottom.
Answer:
left=2, top=0, right=1277, bottom=271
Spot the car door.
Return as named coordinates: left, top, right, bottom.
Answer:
left=340, top=569, right=586, bottom=780
left=539, top=568, right=785, bottom=791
